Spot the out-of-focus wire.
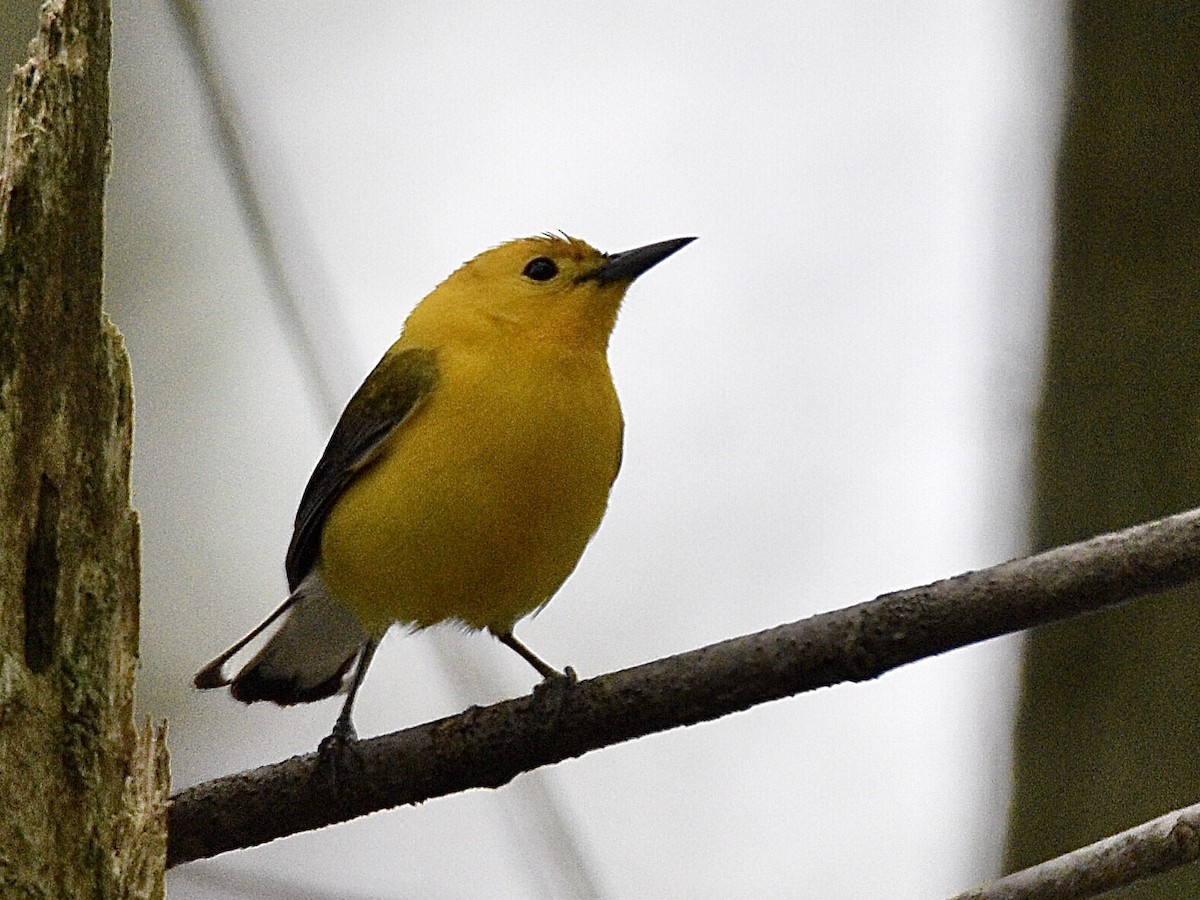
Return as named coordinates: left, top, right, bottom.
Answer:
left=166, top=0, right=358, bottom=415
left=170, top=861, right=407, bottom=900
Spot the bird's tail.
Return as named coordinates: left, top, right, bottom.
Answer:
left=194, top=573, right=369, bottom=706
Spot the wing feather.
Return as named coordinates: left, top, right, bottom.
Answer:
left=285, top=347, right=439, bottom=589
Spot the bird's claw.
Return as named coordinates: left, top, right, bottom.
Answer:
left=316, top=717, right=362, bottom=793
left=535, top=665, right=576, bottom=691
left=533, top=665, right=577, bottom=716
left=319, top=714, right=358, bottom=754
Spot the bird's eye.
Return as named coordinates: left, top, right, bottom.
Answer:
left=522, top=257, right=559, bottom=281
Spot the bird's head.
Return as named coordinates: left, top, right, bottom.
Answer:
left=404, top=234, right=695, bottom=351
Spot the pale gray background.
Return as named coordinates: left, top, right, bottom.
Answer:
left=30, top=1, right=1068, bottom=896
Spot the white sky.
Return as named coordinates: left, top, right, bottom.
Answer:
left=99, top=2, right=1065, bottom=897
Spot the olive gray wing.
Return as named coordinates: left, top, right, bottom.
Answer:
left=285, top=347, right=439, bottom=590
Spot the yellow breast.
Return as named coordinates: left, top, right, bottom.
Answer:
left=317, top=342, right=623, bottom=634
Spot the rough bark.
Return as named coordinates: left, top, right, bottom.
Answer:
left=1006, top=4, right=1200, bottom=898
left=0, top=1, right=168, bottom=896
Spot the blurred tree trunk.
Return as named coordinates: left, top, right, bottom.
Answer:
left=1006, top=3, right=1200, bottom=897
left=0, top=1, right=168, bottom=897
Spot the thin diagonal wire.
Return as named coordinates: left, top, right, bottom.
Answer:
left=167, top=0, right=357, bottom=414
left=165, top=4, right=606, bottom=898
left=172, top=861, right=402, bottom=900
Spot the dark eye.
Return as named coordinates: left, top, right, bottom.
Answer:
left=522, top=257, right=559, bottom=281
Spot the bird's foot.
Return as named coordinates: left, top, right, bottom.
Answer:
left=533, top=665, right=577, bottom=714
left=316, top=716, right=361, bottom=793
left=319, top=709, right=359, bottom=752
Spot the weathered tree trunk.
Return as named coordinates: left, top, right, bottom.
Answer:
left=0, top=1, right=168, bottom=896
left=1006, top=4, right=1200, bottom=897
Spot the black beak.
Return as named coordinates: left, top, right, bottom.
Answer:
left=584, top=236, right=697, bottom=285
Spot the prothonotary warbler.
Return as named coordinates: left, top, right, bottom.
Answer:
left=195, top=233, right=695, bottom=744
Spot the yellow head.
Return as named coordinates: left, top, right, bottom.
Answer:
left=402, top=234, right=695, bottom=351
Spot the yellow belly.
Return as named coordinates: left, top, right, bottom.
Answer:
left=317, top=345, right=622, bottom=635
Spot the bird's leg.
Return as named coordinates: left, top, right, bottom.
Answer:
left=495, top=630, right=577, bottom=685
left=319, top=638, right=378, bottom=754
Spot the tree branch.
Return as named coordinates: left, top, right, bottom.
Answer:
left=950, top=800, right=1200, bottom=900
left=169, top=506, right=1200, bottom=866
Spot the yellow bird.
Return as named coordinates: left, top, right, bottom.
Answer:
left=195, top=233, right=695, bottom=743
